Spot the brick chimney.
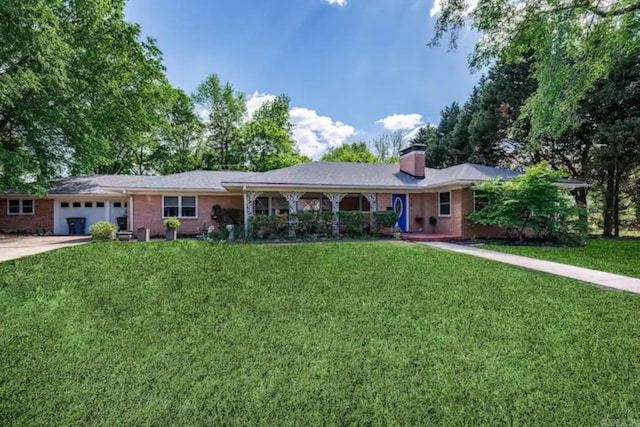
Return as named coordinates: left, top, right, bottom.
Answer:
left=399, top=144, right=426, bottom=178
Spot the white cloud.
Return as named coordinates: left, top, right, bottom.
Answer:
left=246, top=92, right=276, bottom=118
left=289, top=107, right=356, bottom=159
left=324, top=0, right=347, bottom=6
left=376, top=113, right=424, bottom=131
left=430, top=0, right=478, bottom=17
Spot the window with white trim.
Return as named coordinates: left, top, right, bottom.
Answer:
left=7, top=199, right=34, bottom=215
left=473, top=191, right=486, bottom=211
left=163, top=196, right=197, bottom=218
left=438, top=192, right=451, bottom=216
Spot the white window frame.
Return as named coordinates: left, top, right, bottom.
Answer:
left=162, top=195, right=198, bottom=219
left=7, top=199, right=35, bottom=215
left=438, top=191, right=452, bottom=217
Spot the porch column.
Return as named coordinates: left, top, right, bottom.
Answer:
left=244, top=191, right=262, bottom=237
left=324, top=192, right=347, bottom=236
left=363, top=193, right=378, bottom=233
left=281, top=192, right=304, bottom=237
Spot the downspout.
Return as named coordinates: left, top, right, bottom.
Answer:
left=129, top=193, right=134, bottom=232
left=243, top=186, right=248, bottom=238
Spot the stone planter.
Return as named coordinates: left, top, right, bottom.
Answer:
left=165, top=229, right=178, bottom=241
left=116, top=231, right=133, bottom=241
left=136, top=227, right=150, bottom=242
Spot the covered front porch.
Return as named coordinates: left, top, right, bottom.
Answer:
left=243, top=191, right=384, bottom=238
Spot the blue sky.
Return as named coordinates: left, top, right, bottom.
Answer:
left=125, top=0, right=480, bottom=158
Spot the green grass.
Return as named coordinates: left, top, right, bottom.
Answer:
left=1, top=241, right=640, bottom=425
left=483, top=239, right=640, bottom=279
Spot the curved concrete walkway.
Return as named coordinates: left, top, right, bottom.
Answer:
left=421, top=241, right=640, bottom=294
left=0, top=236, right=89, bottom=263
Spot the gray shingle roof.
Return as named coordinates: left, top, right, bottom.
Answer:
left=7, top=162, right=583, bottom=196
left=222, top=162, right=523, bottom=189
left=117, top=171, right=257, bottom=191
left=48, top=175, right=144, bottom=195
left=222, top=162, right=425, bottom=188
left=46, top=171, right=257, bottom=195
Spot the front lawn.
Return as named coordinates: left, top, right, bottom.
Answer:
left=483, top=238, right=640, bottom=278
left=1, top=241, right=640, bottom=425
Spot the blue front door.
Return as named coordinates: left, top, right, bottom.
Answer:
left=392, top=194, right=408, bottom=231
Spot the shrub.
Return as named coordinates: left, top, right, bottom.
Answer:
left=163, top=217, right=181, bottom=230
left=90, top=221, right=117, bottom=242
left=249, top=214, right=288, bottom=239
left=467, top=162, right=588, bottom=245
left=206, top=228, right=230, bottom=243
left=373, top=211, right=399, bottom=233
left=291, top=211, right=333, bottom=237
left=337, top=211, right=371, bottom=235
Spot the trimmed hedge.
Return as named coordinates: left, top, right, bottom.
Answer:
left=248, top=210, right=399, bottom=239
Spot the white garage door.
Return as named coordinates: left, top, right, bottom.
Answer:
left=54, top=200, right=127, bottom=235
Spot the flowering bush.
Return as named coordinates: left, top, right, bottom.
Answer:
left=90, top=221, right=117, bottom=242
left=163, top=217, right=181, bottom=230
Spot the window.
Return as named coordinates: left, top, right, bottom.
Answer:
left=255, top=197, right=269, bottom=216
left=439, top=192, right=451, bottom=216
left=73, top=202, right=81, bottom=208
left=473, top=191, right=486, bottom=211
left=113, top=202, right=122, bottom=208
left=163, top=196, right=197, bottom=218
left=85, top=202, right=93, bottom=208
left=7, top=199, right=35, bottom=215
left=163, top=197, right=179, bottom=217
left=61, top=202, right=70, bottom=208
left=96, top=202, right=105, bottom=208
left=181, top=197, right=196, bottom=217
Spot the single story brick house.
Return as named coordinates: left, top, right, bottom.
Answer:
left=0, top=145, right=586, bottom=239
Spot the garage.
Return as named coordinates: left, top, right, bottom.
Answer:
left=53, top=200, right=128, bottom=235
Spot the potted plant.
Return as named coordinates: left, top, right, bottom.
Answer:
left=415, top=216, right=424, bottom=232
left=163, top=217, right=180, bottom=241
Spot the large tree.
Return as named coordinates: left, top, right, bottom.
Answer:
left=321, top=142, right=379, bottom=163
left=0, top=0, right=167, bottom=190
left=430, top=0, right=640, bottom=141
left=192, top=74, right=246, bottom=170
left=154, top=87, right=204, bottom=175
left=240, top=95, right=309, bottom=171
left=371, top=131, right=405, bottom=163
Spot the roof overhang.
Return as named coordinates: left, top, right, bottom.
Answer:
left=222, top=182, right=428, bottom=193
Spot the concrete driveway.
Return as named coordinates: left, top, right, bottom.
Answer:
left=0, top=235, right=89, bottom=263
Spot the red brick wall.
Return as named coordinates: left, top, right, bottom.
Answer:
left=460, top=188, right=506, bottom=239
left=419, top=190, right=465, bottom=236
left=132, top=194, right=243, bottom=236
left=377, top=193, right=392, bottom=211
left=408, top=194, right=424, bottom=232
left=0, top=198, right=54, bottom=233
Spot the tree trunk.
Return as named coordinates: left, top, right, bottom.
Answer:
left=603, top=169, right=615, bottom=238
left=614, top=167, right=622, bottom=237
left=518, top=211, right=531, bottom=242
left=571, top=187, right=589, bottom=223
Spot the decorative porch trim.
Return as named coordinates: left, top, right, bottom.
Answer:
left=246, top=192, right=263, bottom=218
left=324, top=192, right=347, bottom=235
left=280, top=192, right=304, bottom=237
left=363, top=192, right=377, bottom=231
